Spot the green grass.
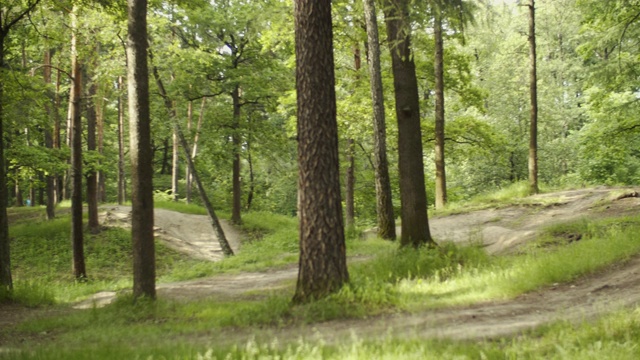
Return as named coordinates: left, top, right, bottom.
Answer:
left=6, top=193, right=640, bottom=359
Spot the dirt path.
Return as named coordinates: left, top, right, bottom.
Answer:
left=77, top=187, right=640, bottom=341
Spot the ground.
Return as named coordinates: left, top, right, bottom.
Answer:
left=6, top=187, right=640, bottom=345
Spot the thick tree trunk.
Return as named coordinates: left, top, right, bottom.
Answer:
left=383, top=0, right=435, bottom=248
left=231, top=85, right=242, bottom=225
left=127, top=0, right=156, bottom=299
left=293, top=0, right=349, bottom=303
left=69, top=7, right=86, bottom=280
left=363, top=0, right=396, bottom=240
left=434, top=10, right=447, bottom=209
left=528, top=0, right=539, bottom=194
left=86, top=66, right=100, bottom=233
left=117, top=76, right=126, bottom=205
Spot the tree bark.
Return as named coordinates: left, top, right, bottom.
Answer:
left=383, top=0, right=436, bottom=248
left=127, top=0, right=156, bottom=299
left=293, top=0, right=349, bottom=303
left=117, top=76, right=126, bottom=205
left=363, top=0, right=396, bottom=240
left=434, top=8, right=447, bottom=209
left=69, top=6, right=86, bottom=280
left=231, top=85, right=242, bottom=225
left=171, top=118, right=179, bottom=201
left=528, top=0, right=539, bottom=194
left=96, top=84, right=106, bottom=203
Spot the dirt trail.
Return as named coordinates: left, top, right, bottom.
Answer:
left=77, top=188, right=640, bottom=341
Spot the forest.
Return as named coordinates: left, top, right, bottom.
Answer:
left=2, top=0, right=640, bottom=358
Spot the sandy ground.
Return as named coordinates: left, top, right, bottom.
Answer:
left=6, top=187, right=640, bottom=345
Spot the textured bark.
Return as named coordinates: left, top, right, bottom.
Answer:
left=86, top=65, right=100, bottom=233
left=127, top=0, right=156, bottom=299
left=528, top=0, right=539, bottom=195
left=117, top=76, right=126, bottom=205
left=363, top=0, right=396, bottom=240
left=43, top=48, right=55, bottom=220
left=383, top=0, right=435, bottom=248
left=69, top=7, right=86, bottom=280
left=293, top=0, right=349, bottom=303
left=434, top=9, right=447, bottom=209
left=231, top=85, right=242, bottom=225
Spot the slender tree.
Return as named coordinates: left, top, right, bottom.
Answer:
left=117, top=75, right=126, bottom=205
left=363, top=0, right=396, bottom=240
left=43, top=48, right=55, bottom=220
left=69, top=5, right=86, bottom=280
left=527, top=0, right=539, bottom=194
left=383, top=0, right=436, bottom=247
left=86, top=61, right=100, bottom=234
left=433, top=0, right=447, bottom=209
left=293, top=0, right=349, bottom=303
left=127, top=0, right=156, bottom=299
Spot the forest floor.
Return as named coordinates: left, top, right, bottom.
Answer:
left=5, top=187, right=640, bottom=347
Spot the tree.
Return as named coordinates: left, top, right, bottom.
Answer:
left=127, top=0, right=156, bottom=299
left=293, top=0, right=349, bottom=302
left=69, top=5, right=87, bottom=280
left=527, top=0, right=539, bottom=194
left=363, top=0, right=396, bottom=240
left=0, top=0, right=42, bottom=291
left=433, top=0, right=447, bottom=209
left=383, top=0, right=436, bottom=248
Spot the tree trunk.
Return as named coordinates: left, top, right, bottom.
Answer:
left=185, top=98, right=193, bottom=203
left=363, top=0, right=396, bottom=240
left=14, top=175, right=22, bottom=207
left=345, top=138, right=355, bottom=228
left=528, top=0, right=539, bottom=194
left=0, top=33, right=13, bottom=290
left=171, top=118, right=179, bottom=201
left=54, top=61, right=62, bottom=203
left=96, top=84, right=106, bottom=202
left=149, top=50, right=234, bottom=257
left=345, top=46, right=361, bottom=229
left=85, top=65, right=100, bottom=233
left=117, top=76, right=126, bottom=205
left=246, top=131, right=254, bottom=211
left=69, top=7, right=86, bottom=280
left=293, top=0, right=349, bottom=303
left=187, top=98, right=206, bottom=203
left=434, top=8, right=447, bottom=209
left=175, top=122, right=234, bottom=256
left=231, top=85, right=242, bottom=225
left=383, top=0, right=435, bottom=248
left=127, top=0, right=156, bottom=299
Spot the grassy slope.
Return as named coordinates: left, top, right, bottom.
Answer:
left=3, top=189, right=640, bottom=359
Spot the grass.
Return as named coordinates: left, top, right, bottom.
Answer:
left=4, top=191, right=640, bottom=359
